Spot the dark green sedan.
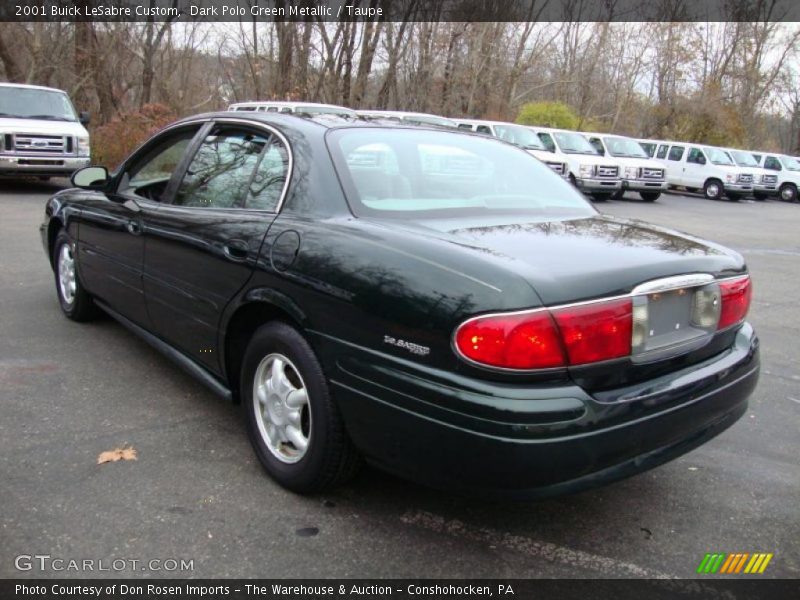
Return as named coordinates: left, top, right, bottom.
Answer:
left=40, top=112, right=759, bottom=497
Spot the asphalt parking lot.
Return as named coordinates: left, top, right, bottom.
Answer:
left=1, top=181, right=798, bottom=580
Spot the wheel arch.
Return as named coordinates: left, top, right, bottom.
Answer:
left=46, top=217, right=65, bottom=268
left=221, top=291, right=308, bottom=403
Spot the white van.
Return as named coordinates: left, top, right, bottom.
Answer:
left=229, top=101, right=356, bottom=118
left=752, top=153, right=800, bottom=202
left=356, top=110, right=458, bottom=129
left=721, top=148, right=778, bottom=200
left=0, top=83, right=91, bottom=179
left=453, top=119, right=568, bottom=179
left=581, top=133, right=667, bottom=201
left=527, top=126, right=622, bottom=201
left=650, top=142, right=754, bottom=201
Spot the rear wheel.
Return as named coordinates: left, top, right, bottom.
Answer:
left=779, top=183, right=797, bottom=202
left=639, top=191, right=661, bottom=202
left=53, top=230, right=97, bottom=321
left=703, top=179, right=723, bottom=201
left=241, top=321, right=361, bottom=493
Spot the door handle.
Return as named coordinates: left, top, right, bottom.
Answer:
left=126, top=220, right=141, bottom=235
left=223, top=239, right=249, bottom=262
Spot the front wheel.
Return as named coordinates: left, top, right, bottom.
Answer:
left=703, top=179, right=723, bottom=201
left=779, top=183, right=798, bottom=202
left=639, top=191, right=661, bottom=202
left=53, top=230, right=97, bottom=321
left=241, top=321, right=361, bottom=493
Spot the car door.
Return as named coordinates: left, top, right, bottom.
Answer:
left=77, top=124, right=203, bottom=327
left=683, top=147, right=707, bottom=188
left=142, top=121, right=290, bottom=373
left=665, top=145, right=686, bottom=184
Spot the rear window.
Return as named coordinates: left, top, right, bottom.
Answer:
left=327, top=128, right=594, bottom=220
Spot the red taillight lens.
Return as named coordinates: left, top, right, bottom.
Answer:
left=552, top=298, right=633, bottom=365
left=454, top=310, right=566, bottom=369
left=718, top=276, right=752, bottom=330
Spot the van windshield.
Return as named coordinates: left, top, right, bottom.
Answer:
left=704, top=147, right=735, bottom=166
left=493, top=124, right=546, bottom=150
left=728, top=150, right=758, bottom=167
left=604, top=136, right=648, bottom=158
left=0, top=87, right=78, bottom=121
left=553, top=132, right=598, bottom=155
left=328, top=128, right=594, bottom=220
left=783, top=156, right=800, bottom=171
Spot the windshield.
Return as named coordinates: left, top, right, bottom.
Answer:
left=604, top=136, right=648, bottom=158
left=704, top=147, right=734, bottom=166
left=783, top=156, right=800, bottom=171
left=728, top=150, right=758, bottom=167
left=493, top=124, right=546, bottom=150
left=328, top=129, right=594, bottom=220
left=0, top=87, right=78, bottom=121
left=553, top=132, right=598, bottom=155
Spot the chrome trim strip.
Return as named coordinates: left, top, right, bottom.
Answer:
left=631, top=273, right=715, bottom=295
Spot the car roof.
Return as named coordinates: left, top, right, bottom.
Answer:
left=0, top=82, right=67, bottom=94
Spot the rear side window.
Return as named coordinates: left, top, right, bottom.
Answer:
left=246, top=140, right=290, bottom=211
left=457, top=123, right=473, bottom=130
left=764, top=156, right=782, bottom=170
left=656, top=144, right=669, bottom=159
left=174, top=129, right=269, bottom=209
left=668, top=146, right=685, bottom=161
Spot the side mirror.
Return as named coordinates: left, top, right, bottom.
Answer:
left=71, top=166, right=108, bottom=189
left=79, top=111, right=91, bottom=126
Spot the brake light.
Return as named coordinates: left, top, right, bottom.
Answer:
left=718, top=276, right=752, bottom=329
left=454, top=310, right=566, bottom=369
left=551, top=298, right=633, bottom=365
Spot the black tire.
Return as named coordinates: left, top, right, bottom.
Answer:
left=53, top=230, right=97, bottom=321
left=590, top=192, right=612, bottom=202
left=639, top=191, right=661, bottom=202
left=611, top=189, right=625, bottom=200
left=779, top=183, right=797, bottom=203
left=241, top=321, right=361, bottom=493
left=568, top=173, right=578, bottom=188
left=753, top=192, right=768, bottom=201
left=726, top=192, right=742, bottom=202
left=703, top=179, right=724, bottom=201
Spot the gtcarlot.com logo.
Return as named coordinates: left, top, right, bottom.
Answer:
left=697, top=552, right=773, bottom=574
left=14, top=554, right=194, bottom=573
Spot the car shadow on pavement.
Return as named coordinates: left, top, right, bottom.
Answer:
left=0, top=178, right=69, bottom=196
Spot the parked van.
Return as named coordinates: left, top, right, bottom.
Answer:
left=0, top=83, right=91, bottom=179
left=356, top=110, right=458, bottom=129
left=580, top=133, right=667, bottom=201
left=650, top=142, right=754, bottom=201
left=636, top=139, right=670, bottom=159
left=752, top=153, right=800, bottom=202
left=453, top=119, right=568, bottom=179
left=721, top=148, right=778, bottom=201
left=229, top=101, right=356, bottom=118
left=527, top=126, right=622, bottom=201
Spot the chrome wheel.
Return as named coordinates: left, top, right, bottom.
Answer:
left=705, top=182, right=720, bottom=199
left=57, top=243, right=76, bottom=306
left=780, top=185, right=796, bottom=201
left=253, top=353, right=311, bottom=464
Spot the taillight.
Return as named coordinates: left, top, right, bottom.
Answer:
left=718, top=276, right=752, bottom=329
left=551, top=298, right=632, bottom=365
left=454, top=275, right=751, bottom=371
left=454, top=310, right=566, bottom=369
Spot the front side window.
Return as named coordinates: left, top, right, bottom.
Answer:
left=120, top=128, right=199, bottom=201
left=328, top=128, right=594, bottom=220
left=174, top=128, right=269, bottom=209
left=656, top=144, right=669, bottom=159
left=764, top=156, right=782, bottom=170
left=537, top=132, right=556, bottom=152
left=639, top=142, right=656, bottom=157
left=588, top=138, right=605, bottom=155
left=687, top=148, right=706, bottom=164
left=668, top=146, right=685, bottom=161
left=476, top=125, right=492, bottom=135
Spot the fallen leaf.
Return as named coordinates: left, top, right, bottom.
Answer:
left=97, top=445, right=138, bottom=465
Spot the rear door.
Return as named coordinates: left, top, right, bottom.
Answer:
left=142, top=122, right=291, bottom=373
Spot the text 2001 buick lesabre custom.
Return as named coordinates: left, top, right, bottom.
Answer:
left=40, top=113, right=759, bottom=497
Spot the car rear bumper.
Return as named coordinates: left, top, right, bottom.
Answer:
left=319, top=323, right=759, bottom=498
left=0, top=155, right=89, bottom=177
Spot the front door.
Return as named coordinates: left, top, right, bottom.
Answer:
left=143, top=122, right=290, bottom=374
left=683, top=147, right=707, bottom=188
left=77, top=125, right=202, bottom=326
